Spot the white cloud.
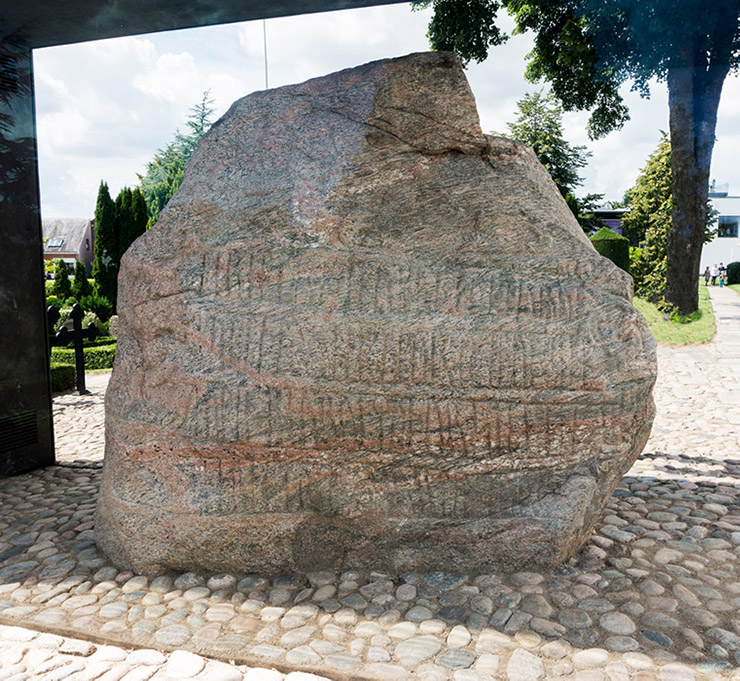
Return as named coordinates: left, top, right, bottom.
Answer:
left=32, top=3, right=740, bottom=218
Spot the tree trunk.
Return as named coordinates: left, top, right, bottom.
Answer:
left=666, top=41, right=730, bottom=315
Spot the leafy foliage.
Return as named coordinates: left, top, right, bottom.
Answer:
left=91, top=182, right=148, bottom=314
left=71, top=260, right=92, bottom=301
left=623, top=135, right=714, bottom=309
left=417, top=0, right=740, bottom=313
left=50, top=342, right=117, bottom=371
left=45, top=295, right=62, bottom=310
left=727, top=261, right=740, bottom=286
left=506, top=91, right=586, bottom=193
left=139, top=91, right=215, bottom=227
left=92, top=181, right=118, bottom=310
left=414, top=0, right=508, bottom=66
left=589, top=226, right=629, bottom=272
left=80, top=293, right=113, bottom=323
left=623, top=135, right=673, bottom=306
left=116, top=186, right=148, bottom=256
left=502, top=90, right=603, bottom=231
left=50, top=259, right=71, bottom=301
left=50, top=362, right=76, bottom=392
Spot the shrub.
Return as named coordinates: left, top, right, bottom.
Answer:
left=82, top=312, right=107, bottom=337
left=589, top=226, right=630, bottom=273
left=50, top=342, right=117, bottom=370
left=629, top=247, right=646, bottom=292
left=45, top=295, right=62, bottom=310
left=51, top=259, right=72, bottom=300
left=52, top=307, right=71, bottom=333
left=77, top=336, right=116, bottom=348
left=72, top=260, right=93, bottom=300
left=80, top=293, right=113, bottom=322
left=50, top=362, right=75, bottom=392
left=727, top=261, right=740, bottom=285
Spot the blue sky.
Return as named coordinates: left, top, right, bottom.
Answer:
left=33, top=3, right=740, bottom=218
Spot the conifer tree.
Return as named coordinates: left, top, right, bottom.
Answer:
left=139, top=91, right=215, bottom=227
left=51, top=259, right=72, bottom=301
left=71, top=260, right=92, bottom=301
left=129, top=188, right=148, bottom=248
left=92, top=181, right=118, bottom=311
left=115, top=186, right=149, bottom=257
left=115, top=187, right=133, bottom=255
left=503, top=91, right=602, bottom=232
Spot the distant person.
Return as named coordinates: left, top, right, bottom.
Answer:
left=711, top=263, right=719, bottom=285
left=719, top=262, right=727, bottom=286
left=704, top=266, right=711, bottom=286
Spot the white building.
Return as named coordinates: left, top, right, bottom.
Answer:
left=702, top=184, right=740, bottom=271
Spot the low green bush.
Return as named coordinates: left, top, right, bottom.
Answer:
left=51, top=342, right=117, bottom=370
left=52, top=307, right=72, bottom=333
left=589, top=227, right=630, bottom=273
left=727, top=261, right=740, bottom=285
left=82, top=312, right=107, bottom=337
left=50, top=362, right=76, bottom=392
left=80, top=293, right=113, bottom=322
left=80, top=336, right=116, bottom=348
left=45, top=295, right=62, bottom=310
left=56, top=336, right=116, bottom=349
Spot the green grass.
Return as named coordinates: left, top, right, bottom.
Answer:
left=729, top=284, right=740, bottom=296
left=633, top=286, right=715, bottom=345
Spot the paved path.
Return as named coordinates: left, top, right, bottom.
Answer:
left=1, top=290, right=738, bottom=681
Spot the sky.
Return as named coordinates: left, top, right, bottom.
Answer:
left=33, top=3, right=740, bottom=219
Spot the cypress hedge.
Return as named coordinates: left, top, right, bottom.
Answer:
left=727, top=261, right=740, bottom=285
left=589, top=226, right=630, bottom=273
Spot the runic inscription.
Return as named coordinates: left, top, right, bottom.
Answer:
left=96, top=52, right=656, bottom=575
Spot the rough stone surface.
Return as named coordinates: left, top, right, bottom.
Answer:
left=8, top=286, right=736, bottom=681
left=95, top=51, right=656, bottom=575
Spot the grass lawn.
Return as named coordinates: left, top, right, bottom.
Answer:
left=729, top=284, right=740, bottom=296
left=633, top=285, right=715, bottom=345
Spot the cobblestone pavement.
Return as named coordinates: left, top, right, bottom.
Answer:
left=1, top=287, right=738, bottom=681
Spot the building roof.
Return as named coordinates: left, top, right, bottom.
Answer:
left=42, top=218, right=91, bottom=254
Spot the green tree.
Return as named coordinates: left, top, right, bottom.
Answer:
left=114, top=187, right=133, bottom=257
left=503, top=90, right=602, bottom=232
left=92, top=181, right=118, bottom=311
left=139, top=91, right=215, bottom=227
left=71, top=260, right=92, bottom=301
left=415, top=0, right=740, bottom=315
left=51, top=259, right=71, bottom=301
left=92, top=183, right=149, bottom=313
left=115, top=186, right=148, bottom=257
left=129, top=187, right=148, bottom=247
left=623, top=134, right=714, bottom=309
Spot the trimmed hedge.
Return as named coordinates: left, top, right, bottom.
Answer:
left=589, top=226, right=630, bottom=273
left=727, top=261, right=740, bottom=285
left=50, top=342, right=117, bottom=370
left=57, top=336, right=116, bottom=349
left=50, top=362, right=76, bottom=392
